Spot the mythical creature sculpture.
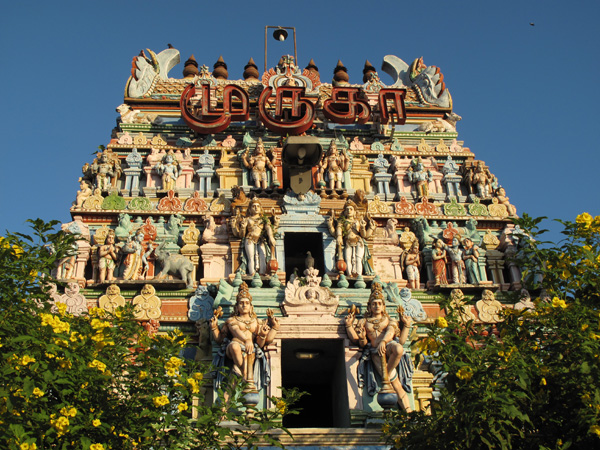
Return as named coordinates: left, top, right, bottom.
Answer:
left=126, top=47, right=181, bottom=98
left=210, top=283, right=279, bottom=389
left=345, top=283, right=413, bottom=411
left=154, top=241, right=194, bottom=289
left=327, top=199, right=376, bottom=277
left=229, top=199, right=279, bottom=276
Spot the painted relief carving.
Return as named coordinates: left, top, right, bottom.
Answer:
left=98, top=284, right=126, bottom=312
left=59, top=282, right=88, bottom=316
left=476, top=289, right=503, bottom=323
left=283, top=266, right=339, bottom=315
left=133, top=284, right=162, bottom=320
left=449, top=288, right=476, bottom=322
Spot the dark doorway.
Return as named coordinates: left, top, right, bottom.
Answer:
left=284, top=232, right=325, bottom=281
left=281, top=339, right=350, bottom=428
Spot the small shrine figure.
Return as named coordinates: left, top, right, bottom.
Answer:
left=433, top=236, right=465, bottom=284
left=345, top=283, right=413, bottom=411
left=494, top=187, right=517, bottom=216
left=196, top=149, right=215, bottom=197
left=431, top=238, right=449, bottom=285
left=123, top=148, right=143, bottom=196
left=175, top=148, right=195, bottom=189
left=241, top=139, right=274, bottom=189
left=155, top=151, right=180, bottom=191
left=91, top=151, right=115, bottom=191
left=74, top=179, right=92, bottom=208
left=210, top=283, right=279, bottom=388
left=121, top=229, right=152, bottom=280
left=229, top=199, right=279, bottom=276
left=98, top=230, right=118, bottom=282
left=407, top=158, right=433, bottom=199
left=327, top=199, right=376, bottom=277
left=476, top=289, right=503, bottom=323
left=402, top=241, right=421, bottom=289
left=462, top=237, right=481, bottom=284
left=319, top=140, right=350, bottom=190
left=465, top=161, right=495, bottom=198
left=145, top=147, right=164, bottom=188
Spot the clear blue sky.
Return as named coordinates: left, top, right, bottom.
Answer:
left=1, top=0, right=598, bottom=244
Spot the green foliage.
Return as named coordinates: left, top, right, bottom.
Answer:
left=0, top=220, right=299, bottom=450
left=385, top=214, right=600, bottom=450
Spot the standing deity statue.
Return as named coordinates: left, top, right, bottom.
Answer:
left=466, top=161, right=496, bottom=198
left=345, top=283, right=413, bottom=411
left=90, top=151, right=115, bottom=191
left=328, top=199, right=376, bottom=277
left=402, top=241, right=421, bottom=289
left=431, top=238, right=448, bottom=285
left=121, top=229, right=152, bottom=280
left=210, top=282, right=279, bottom=388
left=98, top=230, right=118, bottom=282
left=154, top=151, right=180, bottom=191
left=407, top=158, right=433, bottom=199
left=318, top=140, right=350, bottom=190
left=241, top=139, right=275, bottom=189
left=462, top=237, right=481, bottom=284
left=229, top=199, right=279, bottom=276
left=444, top=237, right=465, bottom=284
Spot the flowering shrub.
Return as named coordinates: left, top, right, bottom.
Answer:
left=385, top=214, right=600, bottom=450
left=0, top=220, right=299, bottom=450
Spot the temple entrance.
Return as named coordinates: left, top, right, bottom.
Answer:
left=281, top=339, right=350, bottom=428
left=284, top=232, right=325, bottom=281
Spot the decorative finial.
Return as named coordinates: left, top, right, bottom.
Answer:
left=213, top=55, right=228, bottom=80
left=333, top=60, right=349, bottom=86
left=183, top=54, right=198, bottom=78
left=362, top=59, right=377, bottom=83
left=305, top=58, right=319, bottom=74
left=243, top=57, right=259, bottom=80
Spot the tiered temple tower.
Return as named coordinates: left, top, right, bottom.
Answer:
left=53, top=44, right=524, bottom=445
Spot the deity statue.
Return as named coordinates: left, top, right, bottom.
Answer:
left=121, top=229, right=152, bottom=280
left=74, top=179, right=92, bottom=208
left=154, top=151, right=180, bottom=191
left=465, top=161, right=495, bottom=198
left=402, top=241, right=421, bottom=289
left=407, top=157, right=433, bottom=199
left=476, top=289, right=503, bottom=323
left=462, top=237, right=481, bottom=284
left=318, top=140, right=350, bottom=190
left=210, top=282, right=279, bottom=388
left=431, top=238, right=448, bottom=285
left=241, top=139, right=275, bottom=189
left=446, top=237, right=465, bottom=284
left=328, top=199, right=376, bottom=277
left=345, top=283, right=413, bottom=411
left=494, top=187, right=517, bottom=216
left=90, top=151, right=114, bottom=191
left=98, top=230, right=118, bottom=282
left=229, top=199, right=279, bottom=276
left=145, top=147, right=164, bottom=188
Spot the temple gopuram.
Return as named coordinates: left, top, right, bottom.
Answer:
left=52, top=33, right=524, bottom=447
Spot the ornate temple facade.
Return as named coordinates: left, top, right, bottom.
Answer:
left=52, top=44, right=524, bottom=447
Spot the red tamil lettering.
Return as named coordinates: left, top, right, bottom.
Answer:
left=378, top=89, right=406, bottom=125
left=258, top=86, right=315, bottom=135
left=322, top=87, right=371, bottom=124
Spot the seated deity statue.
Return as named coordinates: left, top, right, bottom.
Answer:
left=229, top=199, right=279, bottom=276
left=318, top=140, right=350, bottom=190
left=328, top=199, right=376, bottom=277
left=241, top=139, right=274, bottom=189
left=210, top=282, right=279, bottom=389
left=154, top=151, right=180, bottom=191
left=98, top=230, right=118, bottom=282
left=345, top=283, right=413, bottom=411
left=74, top=179, right=92, bottom=208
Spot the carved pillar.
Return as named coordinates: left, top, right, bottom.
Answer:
left=201, top=243, right=232, bottom=284
left=423, top=247, right=434, bottom=289
left=372, top=236, right=406, bottom=284
left=373, top=172, right=393, bottom=201
left=181, top=223, right=201, bottom=288
left=411, top=370, right=434, bottom=412
left=216, top=148, right=243, bottom=194
left=349, top=158, right=371, bottom=194
left=486, top=249, right=507, bottom=288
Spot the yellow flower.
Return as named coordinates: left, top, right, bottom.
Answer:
left=576, top=212, right=593, bottom=228
left=88, top=307, right=106, bottom=317
left=88, top=359, right=107, bottom=373
left=20, top=443, right=38, bottom=450
left=276, top=399, right=287, bottom=414
left=382, top=424, right=390, bottom=434
left=582, top=324, right=589, bottom=331
left=152, top=395, right=170, bottom=407
left=177, top=402, right=188, bottom=412
left=91, top=319, right=110, bottom=330
left=19, top=355, right=36, bottom=366
left=435, top=317, right=448, bottom=328
left=187, top=378, right=200, bottom=394
left=138, top=371, right=148, bottom=381
left=60, top=406, right=77, bottom=417
left=540, top=378, right=547, bottom=386
left=192, top=372, right=204, bottom=381
left=56, top=302, right=67, bottom=316
left=32, top=388, right=44, bottom=397
left=50, top=415, right=70, bottom=434
left=552, top=297, right=567, bottom=309
left=93, top=419, right=101, bottom=427
left=90, top=444, right=105, bottom=450
left=456, top=366, right=473, bottom=381
left=590, top=424, right=600, bottom=437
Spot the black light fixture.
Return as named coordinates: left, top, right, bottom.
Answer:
left=273, top=27, right=288, bottom=42
left=282, top=136, right=323, bottom=195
